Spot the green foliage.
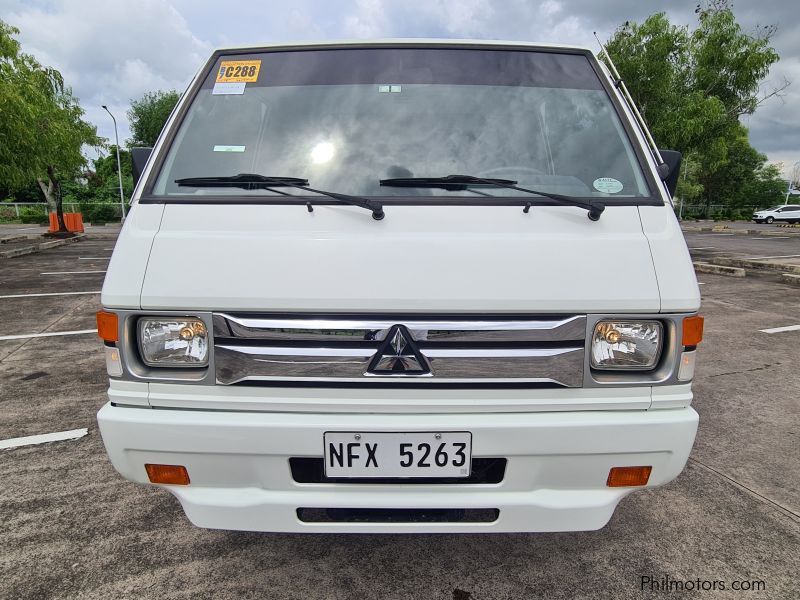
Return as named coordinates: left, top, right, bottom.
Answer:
left=19, top=206, right=48, bottom=224
left=0, top=19, right=102, bottom=231
left=127, top=90, right=180, bottom=146
left=675, top=154, right=704, bottom=204
left=79, top=201, right=119, bottom=224
left=0, top=203, right=17, bottom=223
left=742, top=163, right=788, bottom=208
left=0, top=20, right=101, bottom=186
left=67, top=147, right=135, bottom=205
left=603, top=1, right=786, bottom=215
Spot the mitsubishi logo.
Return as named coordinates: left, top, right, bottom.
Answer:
left=366, top=325, right=430, bottom=376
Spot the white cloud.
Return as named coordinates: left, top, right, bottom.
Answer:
left=1, top=0, right=796, bottom=169
left=344, top=0, right=387, bottom=38
left=3, top=0, right=210, bottom=148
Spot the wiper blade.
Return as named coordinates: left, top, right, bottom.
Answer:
left=175, top=174, right=309, bottom=189
left=380, top=174, right=605, bottom=221
left=176, top=174, right=384, bottom=220
left=379, top=176, right=517, bottom=191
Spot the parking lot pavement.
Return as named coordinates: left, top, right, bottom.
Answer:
left=681, top=220, right=800, bottom=232
left=684, top=229, right=800, bottom=266
left=1, top=235, right=799, bottom=599
left=0, top=223, right=121, bottom=238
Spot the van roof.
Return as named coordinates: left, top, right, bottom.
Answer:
left=215, top=38, right=596, bottom=56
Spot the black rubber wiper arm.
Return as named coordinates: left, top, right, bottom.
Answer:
left=175, top=174, right=384, bottom=220
left=175, top=174, right=310, bottom=189
left=294, top=184, right=384, bottom=220
left=380, top=174, right=604, bottom=221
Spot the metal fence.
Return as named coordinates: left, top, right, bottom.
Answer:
left=0, top=202, right=125, bottom=219
left=0, top=201, right=771, bottom=222
left=675, top=204, right=761, bottom=220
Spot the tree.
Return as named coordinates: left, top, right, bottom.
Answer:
left=85, top=147, right=133, bottom=202
left=790, top=162, right=800, bottom=192
left=127, top=90, right=180, bottom=147
left=602, top=1, right=788, bottom=216
left=0, top=20, right=101, bottom=231
left=742, top=163, right=788, bottom=209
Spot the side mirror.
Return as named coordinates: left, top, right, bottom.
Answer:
left=131, top=147, right=153, bottom=187
left=658, top=149, right=682, bottom=197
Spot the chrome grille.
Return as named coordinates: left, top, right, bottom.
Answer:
left=213, top=314, right=586, bottom=387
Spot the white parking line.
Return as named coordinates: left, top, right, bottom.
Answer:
left=689, top=247, right=716, bottom=250
left=744, top=254, right=800, bottom=260
left=759, top=325, right=800, bottom=334
left=0, top=428, right=88, bottom=450
left=0, top=291, right=100, bottom=299
left=0, top=329, right=96, bottom=341
left=40, top=270, right=106, bottom=275
left=78, top=257, right=111, bottom=260
left=751, top=237, right=790, bottom=240
left=712, top=233, right=735, bottom=236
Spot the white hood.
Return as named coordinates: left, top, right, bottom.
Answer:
left=103, top=202, right=694, bottom=314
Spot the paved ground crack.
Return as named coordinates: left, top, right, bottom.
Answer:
left=688, top=457, right=800, bottom=523
left=706, top=362, right=784, bottom=378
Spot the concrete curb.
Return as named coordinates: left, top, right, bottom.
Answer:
left=0, top=233, right=86, bottom=259
left=704, top=257, right=800, bottom=275
left=681, top=226, right=799, bottom=236
left=693, top=262, right=746, bottom=277
left=780, top=273, right=800, bottom=286
left=0, top=234, right=41, bottom=245
left=83, top=232, right=122, bottom=239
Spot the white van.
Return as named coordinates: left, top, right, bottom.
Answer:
left=96, top=40, right=703, bottom=533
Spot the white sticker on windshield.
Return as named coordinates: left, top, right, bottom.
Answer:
left=593, top=177, right=624, bottom=194
left=213, top=145, right=246, bottom=152
left=212, top=81, right=246, bottom=95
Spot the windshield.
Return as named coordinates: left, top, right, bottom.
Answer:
left=152, top=47, right=652, bottom=200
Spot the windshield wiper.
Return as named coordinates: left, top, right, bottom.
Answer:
left=380, top=174, right=605, bottom=221
left=175, top=174, right=385, bottom=220
left=175, top=174, right=309, bottom=189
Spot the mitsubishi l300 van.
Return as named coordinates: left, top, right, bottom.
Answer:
left=96, top=40, right=702, bottom=533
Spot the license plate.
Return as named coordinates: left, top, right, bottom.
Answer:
left=323, top=432, right=472, bottom=478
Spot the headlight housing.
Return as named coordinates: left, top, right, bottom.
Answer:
left=138, top=318, right=209, bottom=367
left=591, top=320, right=663, bottom=370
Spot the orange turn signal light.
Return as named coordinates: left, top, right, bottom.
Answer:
left=145, top=464, right=190, bottom=485
left=607, top=466, right=652, bottom=487
left=96, top=311, right=119, bottom=343
left=682, top=315, right=704, bottom=346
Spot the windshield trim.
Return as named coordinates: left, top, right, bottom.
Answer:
left=138, top=194, right=663, bottom=207
left=139, top=43, right=664, bottom=207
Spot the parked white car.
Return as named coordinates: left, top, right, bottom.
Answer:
left=96, top=40, right=702, bottom=533
left=752, top=204, right=800, bottom=224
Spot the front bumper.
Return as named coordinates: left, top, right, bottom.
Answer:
left=97, top=401, right=698, bottom=533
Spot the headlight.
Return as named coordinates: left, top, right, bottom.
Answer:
left=138, top=318, right=209, bottom=367
left=591, top=320, right=662, bottom=370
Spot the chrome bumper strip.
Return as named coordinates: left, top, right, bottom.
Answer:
left=215, top=343, right=584, bottom=386
left=213, top=314, right=586, bottom=342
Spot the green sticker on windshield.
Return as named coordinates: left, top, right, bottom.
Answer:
left=593, top=177, right=623, bottom=194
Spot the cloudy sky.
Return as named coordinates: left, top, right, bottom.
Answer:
left=1, top=0, right=797, bottom=175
